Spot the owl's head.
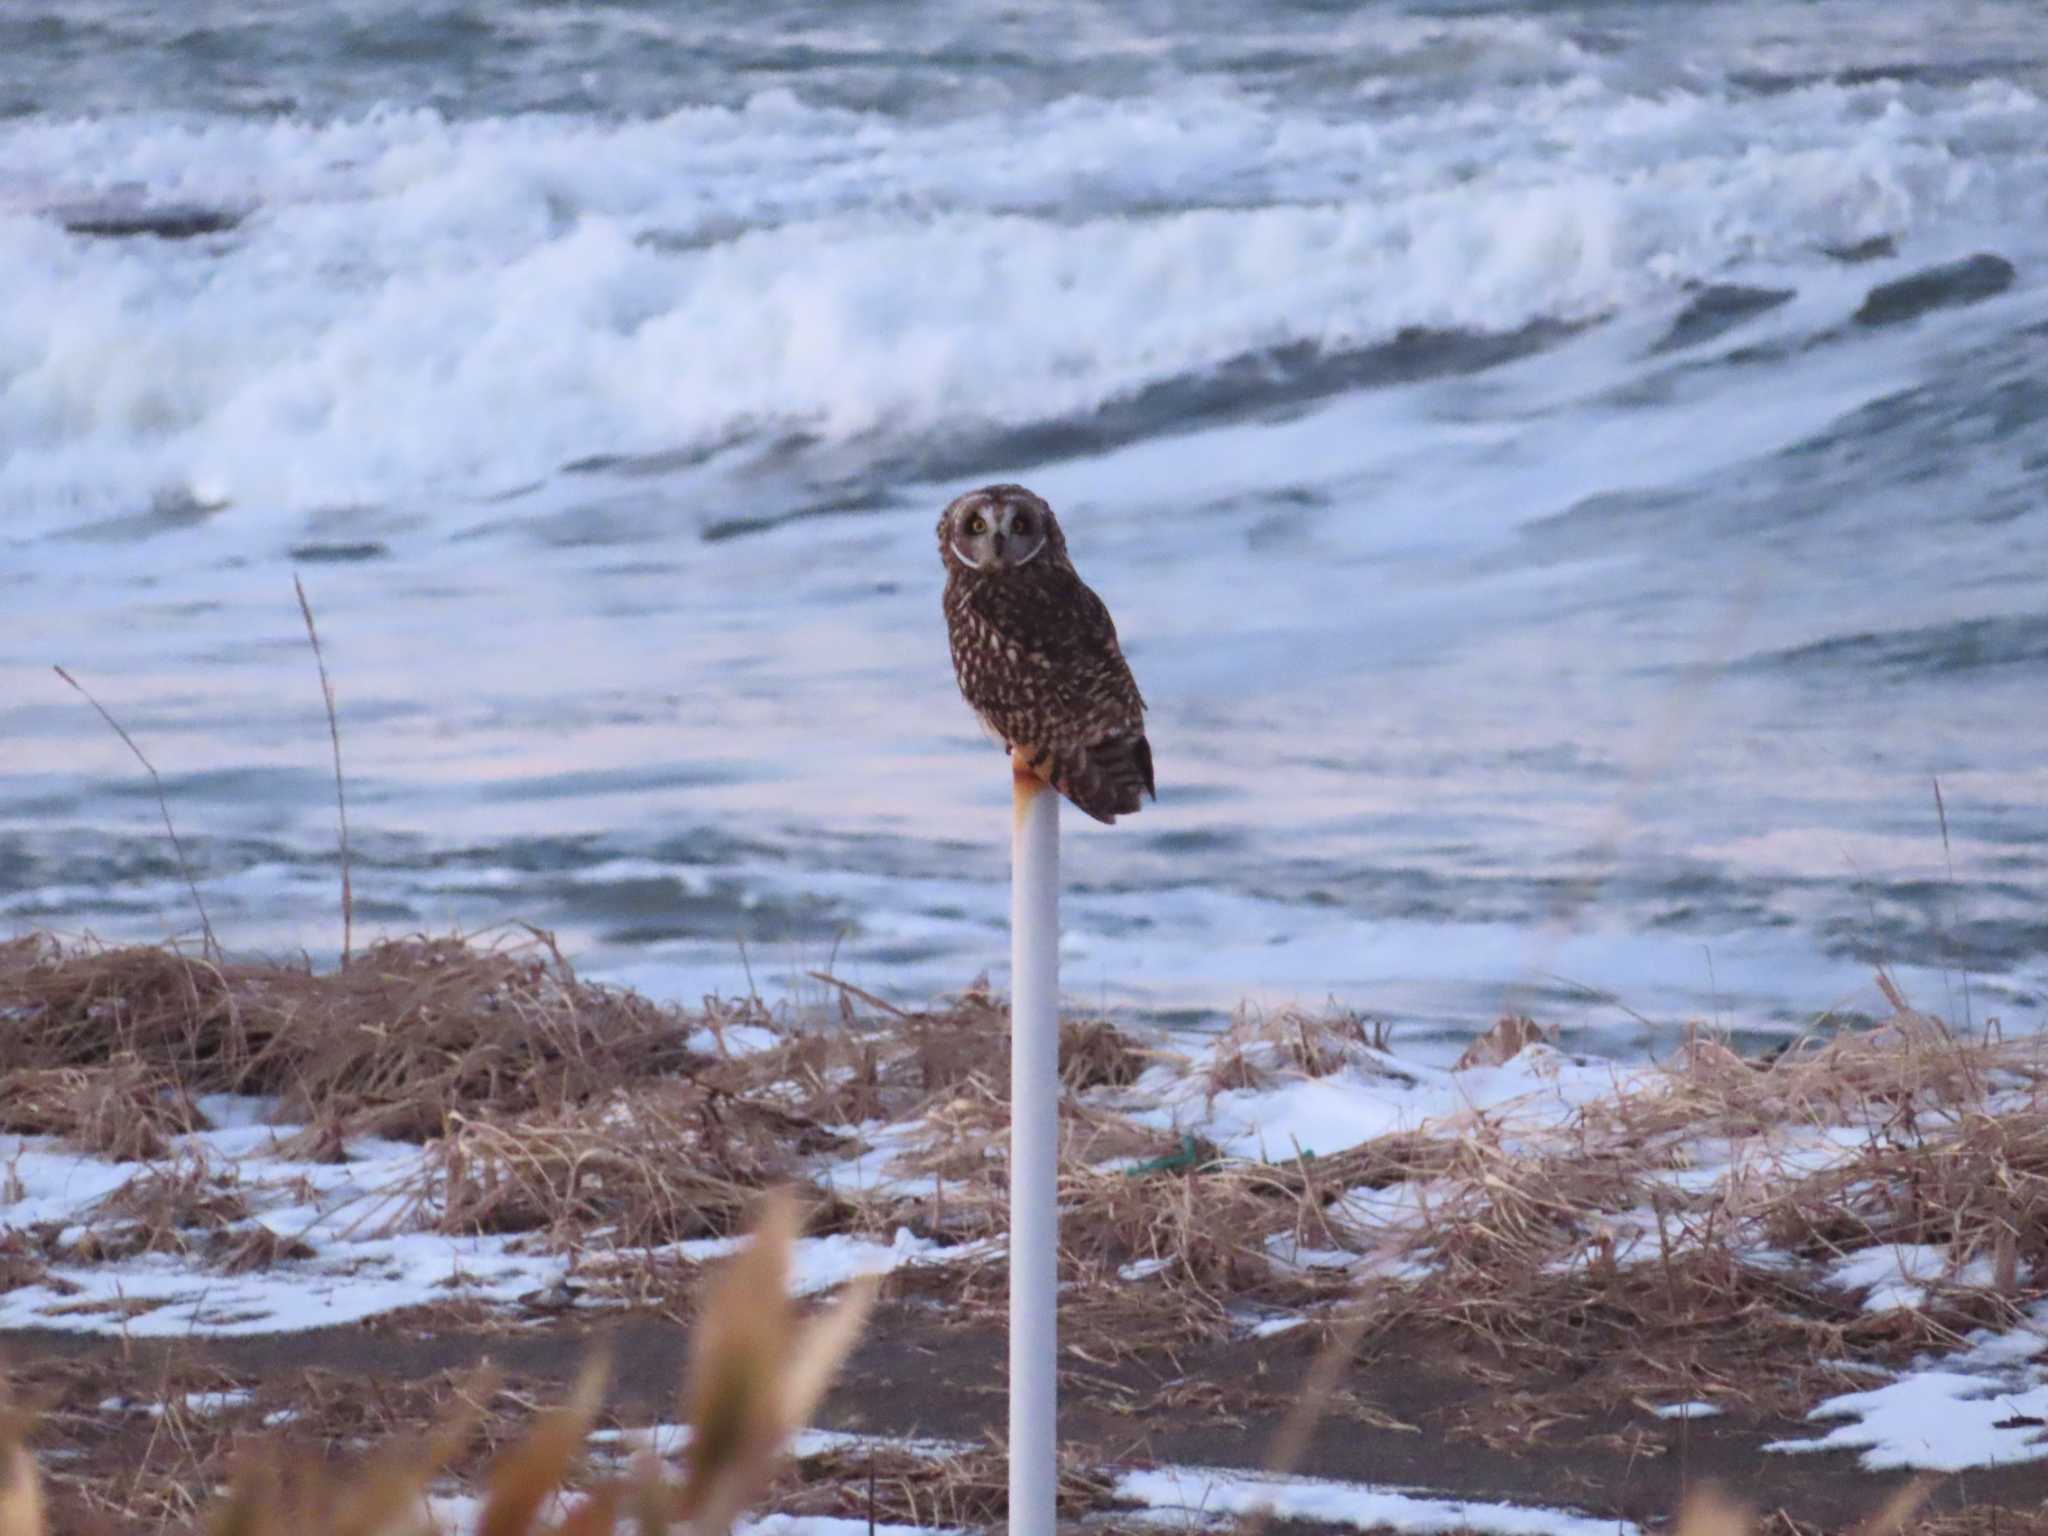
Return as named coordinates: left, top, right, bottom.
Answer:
left=937, top=484, right=1066, bottom=575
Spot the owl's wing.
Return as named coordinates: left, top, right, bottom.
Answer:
left=961, top=566, right=1153, bottom=822
left=964, top=567, right=1146, bottom=717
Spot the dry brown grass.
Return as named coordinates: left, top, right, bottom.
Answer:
left=0, top=1059, right=201, bottom=1161
left=4, top=1191, right=873, bottom=1536
left=1200, top=1005, right=1397, bottom=1101
left=8, top=924, right=2048, bottom=1497
left=0, top=933, right=1175, bottom=1316
left=755, top=974, right=1154, bottom=1130
left=767, top=1437, right=1118, bottom=1530
left=0, top=930, right=702, bottom=1139
left=1291, top=1013, right=2048, bottom=1423
left=66, top=1151, right=252, bottom=1264
left=422, top=1085, right=847, bottom=1247
left=47, top=1363, right=492, bottom=1531
left=802, top=995, right=1367, bottom=1352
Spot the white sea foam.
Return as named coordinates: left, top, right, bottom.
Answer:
left=2, top=70, right=2041, bottom=530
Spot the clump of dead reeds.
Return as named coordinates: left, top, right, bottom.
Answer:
left=422, top=1084, right=845, bottom=1246
left=0, top=1059, right=201, bottom=1161
left=765, top=974, right=1153, bottom=1128
left=54, top=1151, right=251, bottom=1264
left=0, top=929, right=703, bottom=1139
left=1768, top=1104, right=2048, bottom=1299
left=771, top=1437, right=1117, bottom=1530
left=1056, top=1159, right=1361, bottom=1356
left=1201, top=1005, right=1395, bottom=1100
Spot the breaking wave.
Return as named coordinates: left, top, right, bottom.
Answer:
left=0, top=70, right=2040, bottom=531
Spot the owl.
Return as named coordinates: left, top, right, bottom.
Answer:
left=938, top=484, right=1155, bottom=824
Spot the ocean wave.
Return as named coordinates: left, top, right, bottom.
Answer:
left=1854, top=252, right=2018, bottom=325
left=0, top=73, right=2039, bottom=531
left=1740, top=613, right=2048, bottom=680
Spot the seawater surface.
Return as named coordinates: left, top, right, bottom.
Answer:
left=3, top=1, right=2046, bottom=1048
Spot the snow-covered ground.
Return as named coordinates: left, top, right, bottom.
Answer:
left=4, top=1007, right=2043, bottom=1493
left=0, top=1108, right=949, bottom=1338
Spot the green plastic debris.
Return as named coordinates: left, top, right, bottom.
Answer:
left=1125, top=1132, right=1205, bottom=1176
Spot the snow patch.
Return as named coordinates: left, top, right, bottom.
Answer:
left=1769, top=1307, right=2048, bottom=1470
left=1118, top=1464, right=1639, bottom=1536
left=1651, top=1401, right=1723, bottom=1421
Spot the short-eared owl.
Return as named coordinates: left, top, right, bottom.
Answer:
left=938, top=484, right=1154, bottom=824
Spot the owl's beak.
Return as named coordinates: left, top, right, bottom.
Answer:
left=991, top=531, right=1007, bottom=560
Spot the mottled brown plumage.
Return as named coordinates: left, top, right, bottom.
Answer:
left=937, top=484, right=1154, bottom=824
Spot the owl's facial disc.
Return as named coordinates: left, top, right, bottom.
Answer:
left=940, top=486, right=1053, bottom=572
left=950, top=503, right=994, bottom=569
left=998, top=502, right=1048, bottom=567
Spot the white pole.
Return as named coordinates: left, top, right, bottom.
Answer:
left=1009, top=762, right=1059, bottom=1536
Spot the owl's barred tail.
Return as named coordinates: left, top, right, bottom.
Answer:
left=1042, top=732, right=1155, bottom=825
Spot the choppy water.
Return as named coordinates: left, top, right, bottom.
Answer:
left=4, top=1, right=2046, bottom=1048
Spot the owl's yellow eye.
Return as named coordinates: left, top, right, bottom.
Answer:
left=1012, top=514, right=1031, bottom=534
left=966, top=515, right=987, bottom=535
